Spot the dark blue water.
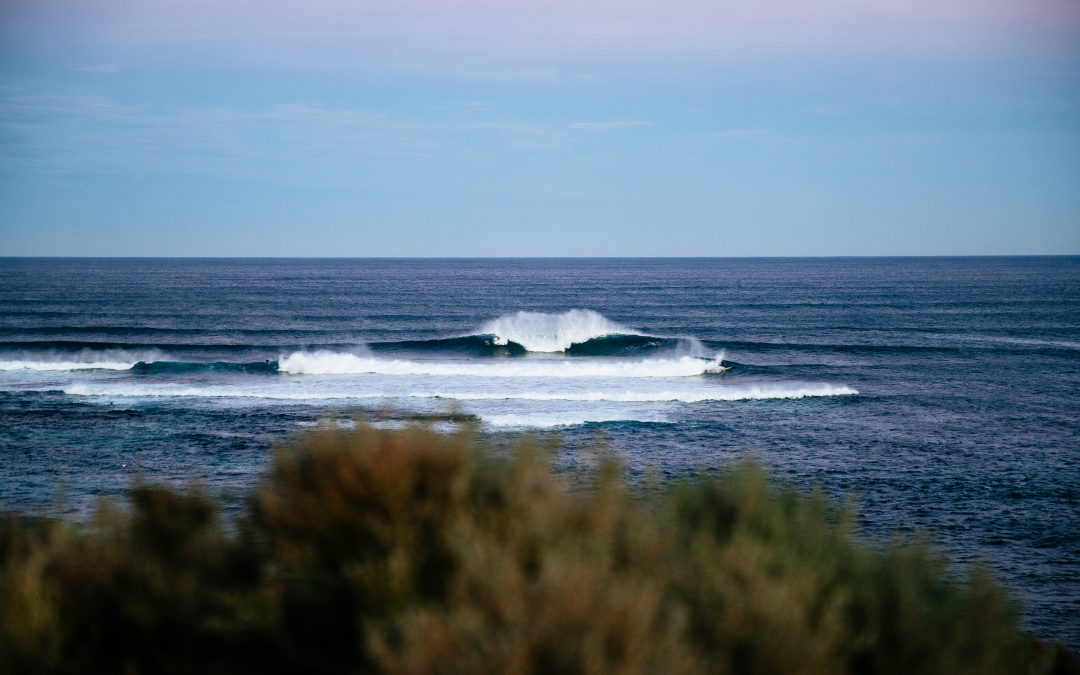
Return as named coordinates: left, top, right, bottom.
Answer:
left=1, top=257, right=1077, bottom=646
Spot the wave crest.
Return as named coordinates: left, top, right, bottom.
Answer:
left=278, top=350, right=726, bottom=378
left=479, top=310, right=635, bottom=352
left=0, top=359, right=135, bottom=372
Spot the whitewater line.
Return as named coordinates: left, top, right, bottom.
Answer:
left=277, top=351, right=726, bottom=377
left=62, top=383, right=857, bottom=403
left=0, top=360, right=136, bottom=371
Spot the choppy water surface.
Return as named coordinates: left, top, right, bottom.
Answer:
left=0, top=257, right=1077, bottom=645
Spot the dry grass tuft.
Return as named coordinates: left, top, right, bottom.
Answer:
left=0, top=424, right=1073, bottom=674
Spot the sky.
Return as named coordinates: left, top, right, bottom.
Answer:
left=1, top=0, right=1078, bottom=256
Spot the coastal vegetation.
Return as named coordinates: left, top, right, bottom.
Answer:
left=0, top=423, right=1073, bottom=674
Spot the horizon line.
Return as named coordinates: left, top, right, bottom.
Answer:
left=2, top=254, right=1079, bottom=260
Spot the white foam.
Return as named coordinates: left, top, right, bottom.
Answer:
left=297, top=419, right=468, bottom=433
left=0, top=359, right=135, bottom=372
left=296, top=419, right=360, bottom=430
left=298, top=413, right=660, bottom=431
left=0, top=348, right=163, bottom=372
left=479, top=309, right=634, bottom=352
left=479, top=412, right=672, bottom=428
left=418, top=385, right=859, bottom=403
left=62, top=383, right=857, bottom=403
left=278, top=351, right=727, bottom=378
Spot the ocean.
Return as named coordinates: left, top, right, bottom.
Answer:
left=0, top=256, right=1077, bottom=646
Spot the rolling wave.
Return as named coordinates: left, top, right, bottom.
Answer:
left=277, top=351, right=727, bottom=378
left=0, top=334, right=681, bottom=361
left=0, top=349, right=723, bottom=377
left=0, top=309, right=689, bottom=362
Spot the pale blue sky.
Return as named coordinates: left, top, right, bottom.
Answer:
left=1, top=0, right=1078, bottom=255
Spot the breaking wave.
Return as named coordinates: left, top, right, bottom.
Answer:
left=478, top=310, right=637, bottom=352
left=277, top=351, right=726, bottom=378
left=367, top=333, right=686, bottom=358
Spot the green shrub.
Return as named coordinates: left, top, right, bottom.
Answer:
left=0, top=424, right=1072, bottom=674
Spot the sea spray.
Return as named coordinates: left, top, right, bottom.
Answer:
left=480, top=309, right=635, bottom=352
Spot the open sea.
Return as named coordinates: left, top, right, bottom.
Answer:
left=0, top=256, right=1077, bottom=646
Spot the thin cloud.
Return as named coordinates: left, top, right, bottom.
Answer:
left=12, top=0, right=1077, bottom=77
left=0, top=92, right=426, bottom=176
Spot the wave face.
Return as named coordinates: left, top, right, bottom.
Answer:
left=130, top=360, right=278, bottom=375
left=479, top=310, right=635, bottom=352
left=369, top=335, right=527, bottom=357
left=0, top=358, right=276, bottom=374
left=366, top=333, right=685, bottom=358
left=277, top=351, right=726, bottom=378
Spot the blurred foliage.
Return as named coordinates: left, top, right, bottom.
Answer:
left=0, top=424, right=1075, bottom=674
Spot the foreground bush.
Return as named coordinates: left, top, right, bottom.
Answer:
left=0, top=425, right=1073, bottom=674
